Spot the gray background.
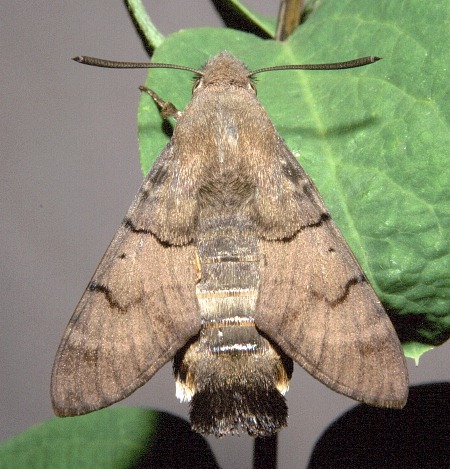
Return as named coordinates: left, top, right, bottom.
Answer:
left=2, top=2, right=448, bottom=468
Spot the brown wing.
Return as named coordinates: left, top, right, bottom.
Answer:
left=255, top=143, right=408, bottom=408
left=51, top=144, right=201, bottom=416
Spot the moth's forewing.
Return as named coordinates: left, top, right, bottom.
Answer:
left=51, top=145, right=201, bottom=417
left=255, top=144, right=408, bottom=408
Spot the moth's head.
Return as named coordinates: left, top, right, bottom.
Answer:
left=194, top=51, right=255, bottom=93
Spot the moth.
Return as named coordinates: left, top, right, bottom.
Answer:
left=52, top=51, right=408, bottom=437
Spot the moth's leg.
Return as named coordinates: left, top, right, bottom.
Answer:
left=139, top=85, right=181, bottom=120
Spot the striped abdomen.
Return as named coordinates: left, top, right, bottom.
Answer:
left=174, top=212, right=293, bottom=437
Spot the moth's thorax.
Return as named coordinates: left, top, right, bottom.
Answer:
left=174, top=85, right=276, bottom=169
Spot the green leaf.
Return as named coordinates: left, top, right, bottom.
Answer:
left=136, top=0, right=449, bottom=359
left=403, top=342, right=435, bottom=365
left=0, top=407, right=218, bottom=469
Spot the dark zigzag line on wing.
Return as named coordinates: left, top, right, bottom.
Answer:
left=122, top=218, right=181, bottom=247
left=87, top=281, right=142, bottom=313
left=124, top=211, right=331, bottom=247
left=301, top=212, right=331, bottom=230
left=311, top=274, right=367, bottom=307
left=123, top=217, right=151, bottom=234
left=279, top=212, right=330, bottom=242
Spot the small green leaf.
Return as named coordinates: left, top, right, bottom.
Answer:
left=0, top=407, right=218, bottom=469
left=136, top=0, right=449, bottom=352
left=403, top=342, right=435, bottom=365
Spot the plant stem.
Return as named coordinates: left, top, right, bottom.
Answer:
left=276, top=0, right=303, bottom=41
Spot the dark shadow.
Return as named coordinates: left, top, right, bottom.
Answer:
left=211, top=0, right=273, bottom=39
left=308, top=382, right=450, bottom=469
left=137, top=100, right=174, bottom=139
left=388, top=308, right=450, bottom=347
left=300, top=0, right=323, bottom=24
left=161, top=118, right=174, bottom=138
left=130, top=410, right=220, bottom=469
left=276, top=115, right=379, bottom=142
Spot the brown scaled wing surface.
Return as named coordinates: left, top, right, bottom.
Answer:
left=51, top=144, right=201, bottom=416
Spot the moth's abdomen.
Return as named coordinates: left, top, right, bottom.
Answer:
left=174, top=215, right=293, bottom=437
